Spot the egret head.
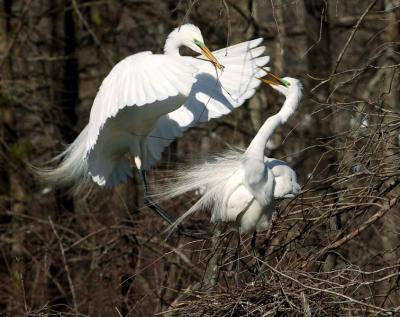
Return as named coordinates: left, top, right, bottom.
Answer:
left=268, top=77, right=303, bottom=97
left=258, top=68, right=302, bottom=97
left=165, top=24, right=223, bottom=70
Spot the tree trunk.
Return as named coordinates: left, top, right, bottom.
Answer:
left=0, top=1, right=28, bottom=314
left=304, top=0, right=339, bottom=272
left=55, top=0, right=79, bottom=213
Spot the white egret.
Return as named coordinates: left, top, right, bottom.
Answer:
left=157, top=73, right=302, bottom=279
left=38, top=24, right=270, bottom=226
left=160, top=73, right=302, bottom=231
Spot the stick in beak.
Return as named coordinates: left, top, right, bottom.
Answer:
left=193, top=39, right=224, bottom=70
left=257, top=66, right=289, bottom=87
left=200, top=45, right=224, bottom=70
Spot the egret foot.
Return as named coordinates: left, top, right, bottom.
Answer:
left=143, top=195, right=175, bottom=225
left=141, top=169, right=175, bottom=223
left=141, top=170, right=205, bottom=239
left=143, top=195, right=205, bottom=239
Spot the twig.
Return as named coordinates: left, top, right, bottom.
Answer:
left=311, top=0, right=378, bottom=92
left=332, top=0, right=378, bottom=73
left=49, top=217, right=79, bottom=315
left=306, top=196, right=396, bottom=267
left=0, top=0, right=34, bottom=69
left=302, top=6, right=325, bottom=58
left=71, top=0, right=114, bottom=67
left=262, top=261, right=399, bottom=315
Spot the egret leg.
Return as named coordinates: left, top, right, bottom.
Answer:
left=234, top=232, right=241, bottom=287
left=251, top=231, right=257, bottom=257
left=141, top=170, right=176, bottom=225
left=140, top=170, right=204, bottom=239
left=251, top=232, right=265, bottom=283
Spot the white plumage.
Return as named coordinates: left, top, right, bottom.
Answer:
left=39, top=24, right=269, bottom=189
left=158, top=77, right=303, bottom=233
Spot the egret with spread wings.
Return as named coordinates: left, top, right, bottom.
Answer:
left=38, top=24, right=269, bottom=226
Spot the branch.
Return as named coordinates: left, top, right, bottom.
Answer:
left=262, top=261, right=400, bottom=315
left=332, top=0, right=378, bottom=73
left=306, top=198, right=396, bottom=267
left=49, top=217, right=79, bottom=315
left=311, top=0, right=378, bottom=93
left=71, top=0, right=114, bottom=67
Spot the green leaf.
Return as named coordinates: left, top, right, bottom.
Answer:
left=10, top=141, right=33, bottom=159
left=91, top=8, right=102, bottom=26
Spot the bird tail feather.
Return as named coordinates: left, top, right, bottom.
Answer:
left=33, top=125, right=90, bottom=193
left=155, top=149, right=244, bottom=231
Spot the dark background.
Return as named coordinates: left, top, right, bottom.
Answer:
left=0, top=0, right=399, bottom=316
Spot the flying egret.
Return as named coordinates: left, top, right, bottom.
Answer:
left=157, top=73, right=302, bottom=281
left=38, top=24, right=270, bottom=227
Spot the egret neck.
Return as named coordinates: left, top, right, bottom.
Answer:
left=164, top=34, right=185, bottom=56
left=245, top=90, right=301, bottom=161
left=163, top=25, right=223, bottom=69
left=163, top=25, right=202, bottom=56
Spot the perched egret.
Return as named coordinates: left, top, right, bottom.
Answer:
left=157, top=73, right=302, bottom=279
left=159, top=73, right=302, bottom=232
left=38, top=24, right=270, bottom=226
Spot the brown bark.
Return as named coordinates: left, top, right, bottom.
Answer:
left=0, top=1, right=28, bottom=314
left=304, top=0, right=339, bottom=272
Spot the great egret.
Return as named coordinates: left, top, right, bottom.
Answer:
left=38, top=24, right=270, bottom=226
left=159, top=74, right=302, bottom=231
left=157, top=73, right=302, bottom=280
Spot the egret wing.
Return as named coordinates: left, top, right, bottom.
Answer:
left=184, top=37, right=269, bottom=118
left=142, top=39, right=269, bottom=169
left=86, top=52, right=198, bottom=153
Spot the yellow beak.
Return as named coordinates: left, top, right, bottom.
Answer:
left=258, top=67, right=288, bottom=86
left=200, top=45, right=224, bottom=70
